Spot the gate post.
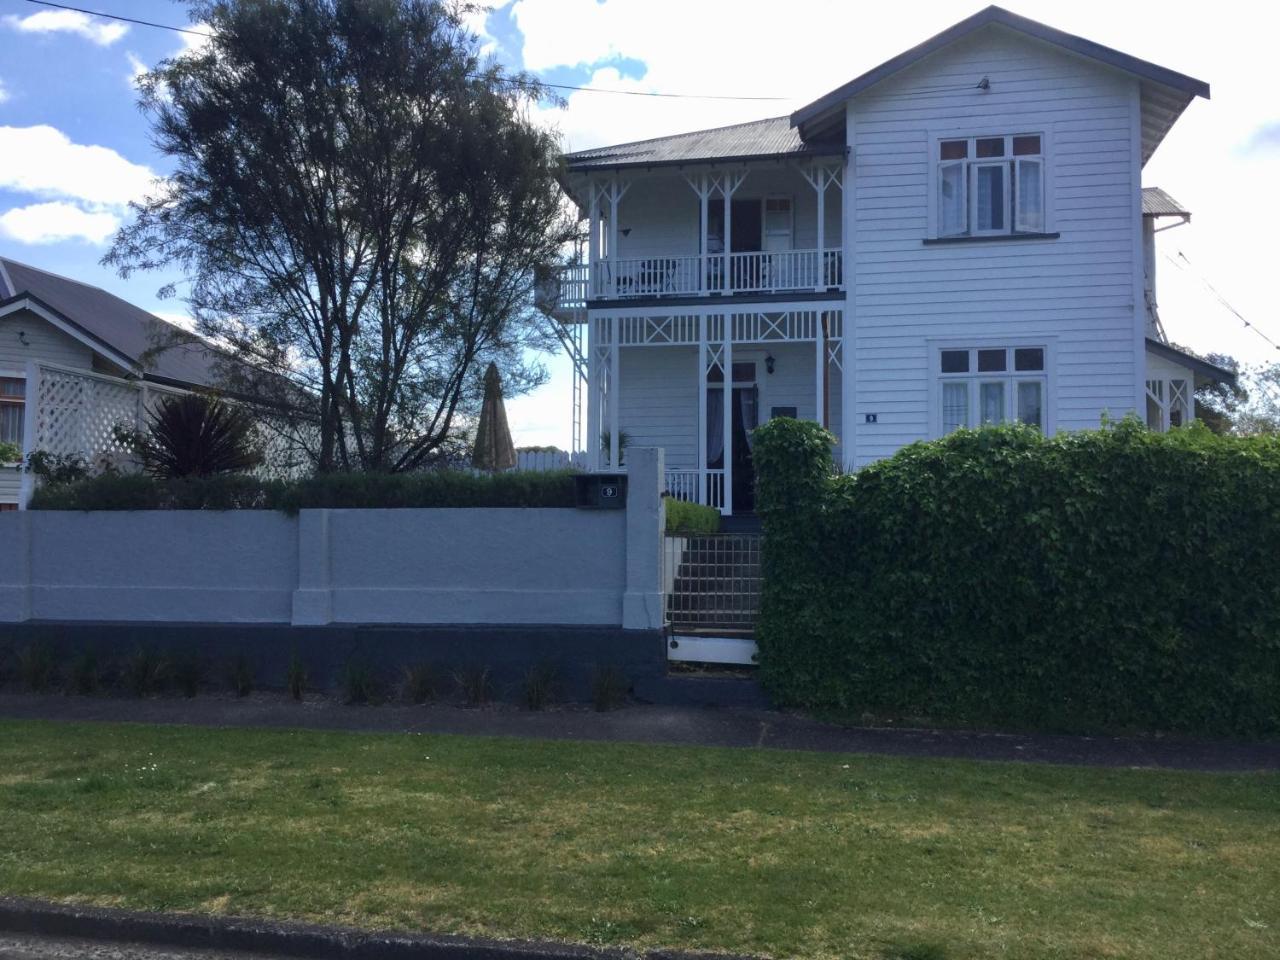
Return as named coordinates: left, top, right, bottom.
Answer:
left=622, top=446, right=664, bottom=630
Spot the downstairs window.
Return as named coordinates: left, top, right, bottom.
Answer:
left=938, top=347, right=1046, bottom=434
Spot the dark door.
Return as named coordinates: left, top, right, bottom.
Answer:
left=731, top=383, right=759, bottom=512
left=731, top=199, right=762, bottom=290
left=730, top=198, right=762, bottom=252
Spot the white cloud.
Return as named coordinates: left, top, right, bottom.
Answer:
left=0, top=79, right=10, bottom=104
left=0, top=202, right=119, bottom=245
left=4, top=9, right=128, bottom=46
left=175, top=22, right=213, bottom=57
left=0, top=125, right=156, bottom=207
left=126, top=52, right=148, bottom=89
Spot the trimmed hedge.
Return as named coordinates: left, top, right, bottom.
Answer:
left=664, top=497, right=721, bottom=535
left=754, top=417, right=1280, bottom=737
left=29, top=469, right=578, bottom=512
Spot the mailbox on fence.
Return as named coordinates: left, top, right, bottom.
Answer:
left=574, top=473, right=627, bottom=509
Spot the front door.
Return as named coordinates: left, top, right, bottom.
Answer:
left=707, top=360, right=759, bottom=514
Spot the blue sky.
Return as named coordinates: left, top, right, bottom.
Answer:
left=2, top=0, right=1278, bottom=446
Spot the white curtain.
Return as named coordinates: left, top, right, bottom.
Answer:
left=939, top=161, right=966, bottom=236
left=739, top=386, right=758, bottom=452
left=942, top=382, right=969, bottom=433
left=1015, top=158, right=1044, bottom=232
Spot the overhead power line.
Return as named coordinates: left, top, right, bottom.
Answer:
left=1164, top=251, right=1280, bottom=352
left=20, top=0, right=794, bottom=101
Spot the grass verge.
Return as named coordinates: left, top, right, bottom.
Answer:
left=0, top=720, right=1276, bottom=959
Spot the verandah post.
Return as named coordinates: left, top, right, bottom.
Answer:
left=697, top=312, right=707, bottom=506
left=723, top=317, right=733, bottom=516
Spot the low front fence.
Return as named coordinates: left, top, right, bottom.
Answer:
left=0, top=508, right=631, bottom=627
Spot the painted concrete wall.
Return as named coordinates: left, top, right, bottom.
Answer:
left=0, top=452, right=666, bottom=629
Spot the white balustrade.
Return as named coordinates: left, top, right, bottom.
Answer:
left=578, top=249, right=842, bottom=303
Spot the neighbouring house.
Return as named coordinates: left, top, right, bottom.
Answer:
left=0, top=257, right=308, bottom=509
left=546, top=5, right=1236, bottom=515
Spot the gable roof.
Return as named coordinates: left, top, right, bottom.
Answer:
left=563, top=116, right=842, bottom=173
left=0, top=257, right=229, bottom=391
left=792, top=6, right=1209, bottom=165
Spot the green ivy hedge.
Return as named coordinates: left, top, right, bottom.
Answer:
left=29, top=470, right=578, bottom=512
left=753, top=417, right=1280, bottom=737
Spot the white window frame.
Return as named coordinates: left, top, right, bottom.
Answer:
left=928, top=128, right=1052, bottom=240
left=929, top=340, right=1056, bottom=438
left=0, top=371, right=26, bottom=462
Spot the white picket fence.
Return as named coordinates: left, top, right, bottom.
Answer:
left=514, top=449, right=587, bottom=472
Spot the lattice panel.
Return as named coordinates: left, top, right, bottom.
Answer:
left=255, top=416, right=319, bottom=480
left=35, top=367, right=141, bottom=465
left=33, top=365, right=317, bottom=481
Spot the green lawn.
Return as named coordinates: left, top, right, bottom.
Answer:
left=0, top=720, right=1276, bottom=959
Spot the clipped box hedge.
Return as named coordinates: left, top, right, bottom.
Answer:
left=753, top=417, right=1280, bottom=737
left=28, top=469, right=578, bottom=512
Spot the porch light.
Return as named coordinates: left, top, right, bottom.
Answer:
left=765, top=354, right=776, bottom=374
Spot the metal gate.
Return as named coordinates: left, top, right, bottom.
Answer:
left=663, top=532, right=761, bottom=664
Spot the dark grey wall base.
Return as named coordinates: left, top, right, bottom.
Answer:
left=0, top=621, right=666, bottom=704
left=0, top=895, right=757, bottom=960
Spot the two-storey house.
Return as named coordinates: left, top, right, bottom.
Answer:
left=550, top=6, right=1233, bottom=515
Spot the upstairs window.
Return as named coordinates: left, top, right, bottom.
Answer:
left=939, top=134, right=1044, bottom=237
left=0, top=377, right=24, bottom=451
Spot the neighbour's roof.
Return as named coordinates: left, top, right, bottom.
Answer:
left=1142, top=186, right=1190, bottom=219
left=0, top=256, right=227, bottom=391
left=563, top=116, right=842, bottom=173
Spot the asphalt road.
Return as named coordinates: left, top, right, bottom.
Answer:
left=0, top=933, right=282, bottom=959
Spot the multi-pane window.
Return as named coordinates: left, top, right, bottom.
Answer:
left=938, top=347, right=1046, bottom=434
left=939, top=134, right=1045, bottom=237
left=0, top=377, right=24, bottom=453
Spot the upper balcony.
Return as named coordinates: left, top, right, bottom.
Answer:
left=551, top=150, right=847, bottom=314
left=590, top=248, right=843, bottom=300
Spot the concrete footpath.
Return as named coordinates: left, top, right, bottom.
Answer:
left=0, top=691, right=1277, bottom=772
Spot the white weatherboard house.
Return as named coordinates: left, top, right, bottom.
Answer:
left=0, top=257, right=306, bottom=509
left=549, top=6, right=1234, bottom=515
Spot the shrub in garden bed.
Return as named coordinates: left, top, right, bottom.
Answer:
left=753, top=416, right=1280, bottom=737
left=664, top=497, right=721, bottom=535
left=29, top=469, right=577, bottom=511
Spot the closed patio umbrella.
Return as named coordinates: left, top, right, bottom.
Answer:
left=471, top=361, right=517, bottom=472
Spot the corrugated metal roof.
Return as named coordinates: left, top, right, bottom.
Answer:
left=2, top=257, right=226, bottom=390
left=1142, top=186, right=1189, bottom=218
left=564, top=116, right=840, bottom=171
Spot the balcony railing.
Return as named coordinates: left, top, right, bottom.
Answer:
left=588, top=248, right=843, bottom=300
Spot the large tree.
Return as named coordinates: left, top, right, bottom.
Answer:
left=108, top=0, right=576, bottom=471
